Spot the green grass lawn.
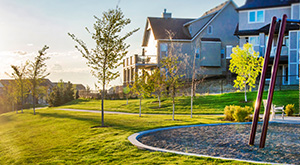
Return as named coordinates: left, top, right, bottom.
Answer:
left=59, top=90, right=299, bottom=114
left=0, top=108, right=256, bottom=164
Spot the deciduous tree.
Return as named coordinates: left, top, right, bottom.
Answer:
left=229, top=43, right=264, bottom=102
left=123, top=86, right=130, bottom=105
left=161, top=30, right=184, bottom=121
left=69, top=7, right=139, bottom=126
left=27, top=45, right=50, bottom=115
left=148, top=68, right=165, bottom=108
left=7, top=62, right=29, bottom=113
left=131, top=70, right=151, bottom=117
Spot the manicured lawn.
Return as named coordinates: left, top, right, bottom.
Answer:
left=59, top=90, right=299, bottom=114
left=0, top=108, right=255, bottom=164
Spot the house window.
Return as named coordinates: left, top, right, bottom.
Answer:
left=221, top=49, right=225, bottom=59
left=249, top=36, right=259, bottom=46
left=207, top=25, right=213, bottom=34
left=160, top=43, right=168, bottom=57
left=249, top=10, right=264, bottom=23
left=195, top=48, right=200, bottom=59
left=249, top=11, right=255, bottom=22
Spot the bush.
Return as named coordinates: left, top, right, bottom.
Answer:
left=285, top=104, right=295, bottom=116
left=224, top=105, right=235, bottom=121
left=224, top=105, right=252, bottom=122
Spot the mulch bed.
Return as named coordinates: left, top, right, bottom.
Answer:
left=138, top=123, right=300, bottom=164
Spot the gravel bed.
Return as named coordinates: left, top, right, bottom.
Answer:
left=138, top=123, right=300, bottom=164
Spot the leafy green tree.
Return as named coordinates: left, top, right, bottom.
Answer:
left=161, top=30, right=184, bottom=121
left=123, top=86, right=130, bottom=105
left=69, top=7, right=139, bottom=126
left=64, top=81, right=75, bottom=103
left=27, top=45, right=50, bottom=115
left=148, top=68, right=165, bottom=108
left=74, top=90, right=79, bottom=100
left=7, top=62, right=29, bottom=113
left=229, top=43, right=264, bottom=102
left=131, top=70, right=151, bottom=117
left=48, top=86, right=61, bottom=107
left=48, top=80, right=74, bottom=107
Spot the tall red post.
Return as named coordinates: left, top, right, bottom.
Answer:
left=249, top=16, right=277, bottom=146
left=259, top=14, right=287, bottom=148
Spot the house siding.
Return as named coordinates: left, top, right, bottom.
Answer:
left=291, top=3, right=300, bottom=19
left=187, top=14, right=215, bottom=37
left=239, top=7, right=292, bottom=31
left=144, top=23, right=158, bottom=57
left=197, top=2, right=239, bottom=48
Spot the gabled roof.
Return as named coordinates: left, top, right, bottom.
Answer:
left=148, top=17, right=194, bottom=40
left=237, top=0, right=299, bottom=11
left=201, top=0, right=229, bottom=17
left=142, top=0, right=235, bottom=45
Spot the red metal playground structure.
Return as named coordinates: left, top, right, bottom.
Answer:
left=249, top=14, right=300, bottom=148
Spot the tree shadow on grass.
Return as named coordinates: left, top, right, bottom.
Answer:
left=0, top=115, right=12, bottom=124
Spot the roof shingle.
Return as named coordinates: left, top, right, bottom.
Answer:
left=147, top=17, right=194, bottom=40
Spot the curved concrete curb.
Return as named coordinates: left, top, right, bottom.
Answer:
left=128, top=122, right=291, bottom=165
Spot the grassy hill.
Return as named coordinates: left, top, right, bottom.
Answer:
left=0, top=108, right=254, bottom=164
left=59, top=90, right=299, bottom=114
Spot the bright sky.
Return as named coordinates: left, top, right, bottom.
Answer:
left=0, top=0, right=246, bottom=89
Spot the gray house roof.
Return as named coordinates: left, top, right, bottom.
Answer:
left=147, top=17, right=194, bottom=40
left=142, top=0, right=234, bottom=46
left=201, top=0, right=229, bottom=17
left=237, top=0, right=299, bottom=11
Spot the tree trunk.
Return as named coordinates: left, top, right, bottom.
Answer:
left=33, top=90, right=36, bottom=115
left=21, top=84, right=24, bottom=113
left=139, top=97, right=142, bottom=117
left=172, top=96, right=175, bottom=121
left=244, top=83, right=247, bottom=102
left=158, top=95, right=161, bottom=108
left=191, top=95, right=193, bottom=118
left=191, top=82, right=194, bottom=118
left=21, top=99, right=23, bottom=113
left=13, top=102, right=16, bottom=113
left=101, top=84, right=105, bottom=127
left=126, top=95, right=128, bottom=105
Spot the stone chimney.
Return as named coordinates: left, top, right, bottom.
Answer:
left=162, top=9, right=172, bottom=19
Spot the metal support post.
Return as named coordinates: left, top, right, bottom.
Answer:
left=249, top=16, right=277, bottom=145
left=259, top=14, right=287, bottom=148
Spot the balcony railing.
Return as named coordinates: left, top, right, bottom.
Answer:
left=136, top=55, right=157, bottom=65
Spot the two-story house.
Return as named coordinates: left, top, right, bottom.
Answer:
left=123, top=0, right=239, bottom=85
left=233, top=0, right=300, bottom=85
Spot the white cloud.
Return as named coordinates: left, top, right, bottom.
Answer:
left=14, top=50, right=27, bottom=55
left=27, top=43, right=33, bottom=47
left=51, top=64, right=63, bottom=70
